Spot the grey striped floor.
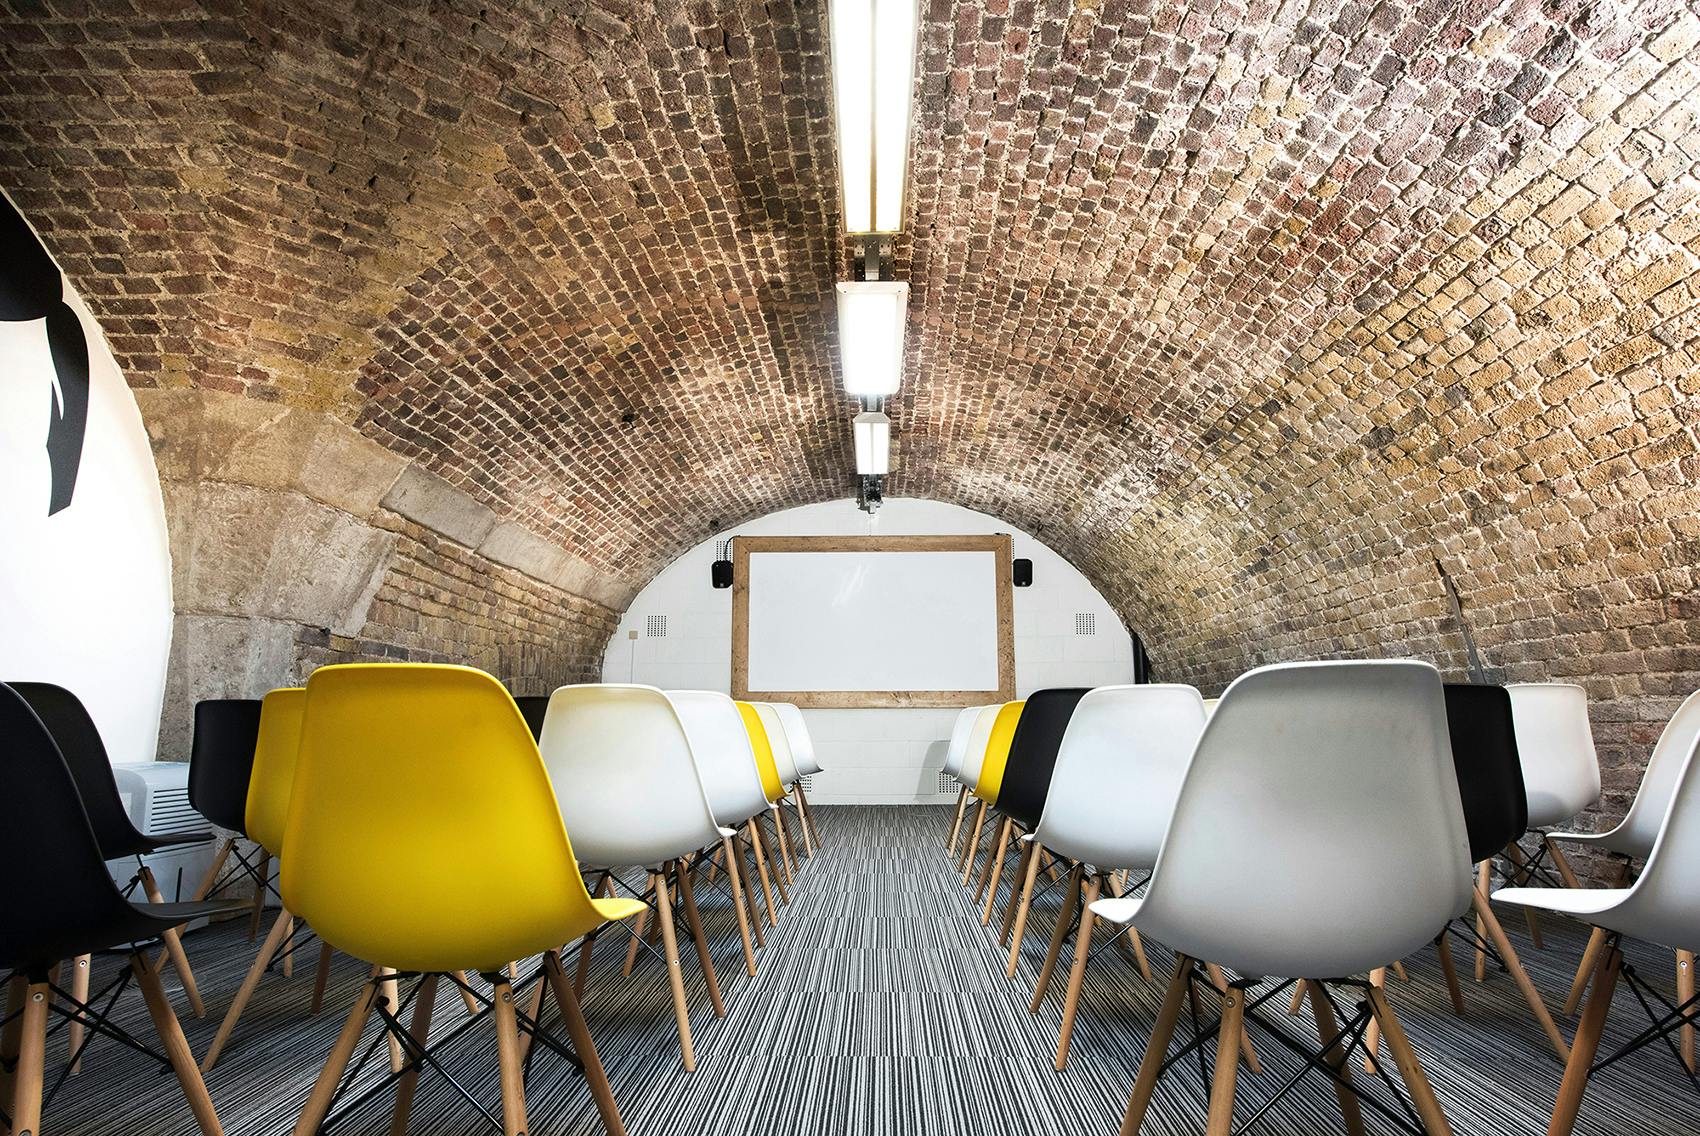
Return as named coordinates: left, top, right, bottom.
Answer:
left=37, top=806, right=1700, bottom=1133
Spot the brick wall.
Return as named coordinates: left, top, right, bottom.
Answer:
left=3, top=1, right=1697, bottom=862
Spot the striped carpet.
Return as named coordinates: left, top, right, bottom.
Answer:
left=36, top=805, right=1700, bottom=1134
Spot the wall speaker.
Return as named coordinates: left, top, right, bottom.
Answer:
left=1012, top=558, right=1033, bottom=587
left=711, top=559, right=734, bottom=589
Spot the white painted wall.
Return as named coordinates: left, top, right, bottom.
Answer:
left=0, top=190, right=174, bottom=765
left=602, top=498, right=1134, bottom=804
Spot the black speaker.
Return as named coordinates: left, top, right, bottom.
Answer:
left=711, top=559, right=734, bottom=589
left=1012, top=558, right=1033, bottom=587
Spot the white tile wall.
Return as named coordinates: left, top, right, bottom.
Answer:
left=602, top=498, right=1136, bottom=804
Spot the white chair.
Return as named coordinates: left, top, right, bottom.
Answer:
left=667, top=690, right=773, bottom=974
left=537, top=683, right=734, bottom=1072
left=1091, top=661, right=1471, bottom=1136
left=770, top=702, right=823, bottom=851
left=754, top=702, right=810, bottom=866
left=941, top=706, right=989, bottom=853
left=1010, top=685, right=1207, bottom=1069
left=1494, top=732, right=1700, bottom=1135
left=1202, top=696, right=1220, bottom=718
left=953, top=704, right=1003, bottom=872
left=1553, top=689, right=1700, bottom=1021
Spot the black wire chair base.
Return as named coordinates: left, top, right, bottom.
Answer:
left=312, top=964, right=591, bottom=1136
left=1592, top=947, right=1700, bottom=1096
left=1148, top=965, right=1436, bottom=1136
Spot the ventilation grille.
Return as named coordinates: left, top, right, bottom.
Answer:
left=938, top=770, right=954, bottom=794
left=645, top=614, right=668, bottom=638
left=1074, top=612, right=1096, bottom=636
left=797, top=774, right=814, bottom=793
left=145, top=787, right=204, bottom=836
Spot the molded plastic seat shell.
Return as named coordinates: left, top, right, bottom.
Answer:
left=1506, top=683, right=1602, bottom=829
left=1550, top=689, right=1700, bottom=860
left=971, top=701, right=1026, bottom=805
left=995, top=688, right=1089, bottom=830
left=669, top=690, right=771, bottom=827
left=186, top=699, right=263, bottom=835
left=1443, top=683, right=1529, bottom=865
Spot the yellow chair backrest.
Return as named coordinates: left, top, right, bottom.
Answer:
left=245, top=687, right=305, bottom=856
left=737, top=700, right=785, bottom=803
left=281, top=663, right=608, bottom=974
left=974, top=700, right=1026, bottom=805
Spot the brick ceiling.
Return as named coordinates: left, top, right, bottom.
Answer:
left=2, top=0, right=1697, bottom=690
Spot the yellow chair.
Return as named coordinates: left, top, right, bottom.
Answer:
left=283, top=664, right=642, bottom=1136
left=961, top=700, right=1025, bottom=888
left=737, top=701, right=797, bottom=910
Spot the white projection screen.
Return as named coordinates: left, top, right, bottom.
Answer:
left=732, top=535, right=1014, bottom=708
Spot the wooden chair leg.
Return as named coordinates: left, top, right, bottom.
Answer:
left=772, top=806, right=797, bottom=884
left=945, top=786, right=971, bottom=855
left=1564, top=925, right=1609, bottom=1015
left=1289, top=979, right=1307, bottom=1015
left=10, top=980, right=49, bottom=1136
left=379, top=968, right=405, bottom=1073
left=1363, top=967, right=1388, bottom=1073
left=139, top=865, right=205, bottom=1017
left=387, top=973, right=439, bottom=1136
left=1204, top=962, right=1261, bottom=1074
left=543, top=951, right=627, bottom=1136
left=959, top=800, right=987, bottom=884
left=733, top=831, right=765, bottom=948
left=1544, top=837, right=1583, bottom=889
left=291, top=970, right=381, bottom=1136
left=978, top=817, right=1013, bottom=917
left=1310, top=983, right=1367, bottom=1136
left=747, top=819, right=780, bottom=927
left=1471, top=889, right=1570, bottom=1061
left=1475, top=862, right=1491, bottom=982
left=1502, top=845, right=1546, bottom=948
left=133, top=951, right=223, bottom=1135
left=1678, top=950, right=1695, bottom=1073
left=1206, top=984, right=1246, bottom=1136
left=1121, top=955, right=1194, bottom=1136
left=1550, top=944, right=1622, bottom=1136
left=998, top=837, right=1032, bottom=945
left=491, top=973, right=529, bottom=1136
left=1435, top=930, right=1465, bottom=1015
left=651, top=869, right=697, bottom=1071
left=575, top=876, right=617, bottom=996
left=249, top=850, right=271, bottom=941
left=0, top=974, right=25, bottom=1115
left=722, top=835, right=759, bottom=977
left=793, top=784, right=818, bottom=856
left=706, top=845, right=724, bottom=885
left=1391, top=959, right=1408, bottom=981
left=515, top=969, right=548, bottom=1066
left=310, top=942, right=335, bottom=1015
left=621, top=898, right=651, bottom=979
left=66, top=953, right=90, bottom=1071
left=1055, top=874, right=1101, bottom=1070
left=1030, top=864, right=1084, bottom=1012
left=1103, top=871, right=1153, bottom=981
left=674, top=859, right=725, bottom=1017
left=1004, top=840, right=1041, bottom=971
left=1366, top=983, right=1453, bottom=1135
left=203, top=906, right=294, bottom=1070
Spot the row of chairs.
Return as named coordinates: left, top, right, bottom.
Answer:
left=0, top=668, right=825, bottom=1136
left=937, top=665, right=1700, bottom=1136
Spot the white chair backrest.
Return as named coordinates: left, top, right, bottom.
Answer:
left=1135, top=660, right=1471, bottom=980
left=1034, top=685, right=1206, bottom=870
left=942, top=706, right=986, bottom=780
left=754, top=703, right=799, bottom=784
left=771, top=703, right=821, bottom=776
left=667, top=690, right=770, bottom=827
left=1202, top=697, right=1220, bottom=718
left=538, top=684, right=722, bottom=868
left=1506, top=683, right=1602, bottom=828
left=1609, top=690, right=1700, bottom=858
left=958, top=704, right=1001, bottom=792
left=1608, top=733, right=1700, bottom=952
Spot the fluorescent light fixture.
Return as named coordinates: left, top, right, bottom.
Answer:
left=854, top=410, right=891, bottom=475
left=829, top=0, right=919, bottom=233
left=835, top=280, right=909, bottom=396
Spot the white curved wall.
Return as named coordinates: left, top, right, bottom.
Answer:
left=603, top=497, right=1135, bottom=803
left=0, top=192, right=174, bottom=763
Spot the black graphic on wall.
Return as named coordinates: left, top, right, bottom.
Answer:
left=1, top=194, right=89, bottom=515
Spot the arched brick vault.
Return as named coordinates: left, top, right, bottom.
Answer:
left=2, top=0, right=1698, bottom=833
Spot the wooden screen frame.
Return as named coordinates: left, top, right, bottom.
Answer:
left=731, top=534, right=1016, bottom=708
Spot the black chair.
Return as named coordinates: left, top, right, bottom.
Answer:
left=514, top=695, right=550, bottom=742
left=971, top=688, right=1090, bottom=929
left=0, top=683, right=235, bottom=1135
left=184, top=699, right=279, bottom=940
left=1428, top=683, right=1569, bottom=1061
left=9, top=682, right=212, bottom=1017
